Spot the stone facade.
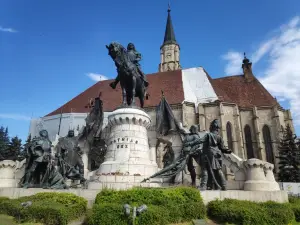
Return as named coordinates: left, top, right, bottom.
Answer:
left=159, top=44, right=181, bottom=72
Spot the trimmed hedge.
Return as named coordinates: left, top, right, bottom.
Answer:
left=0, top=197, right=9, bottom=203
left=207, top=198, right=294, bottom=225
left=0, top=192, right=87, bottom=225
left=289, top=196, right=300, bottom=222
left=87, top=187, right=206, bottom=225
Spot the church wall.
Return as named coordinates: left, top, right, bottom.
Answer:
left=278, top=110, right=285, bottom=129
left=203, top=104, right=220, bottom=131
left=283, top=109, right=295, bottom=133
left=182, top=103, right=197, bottom=128
left=30, top=112, right=115, bottom=143
left=239, top=110, right=258, bottom=159
left=30, top=113, right=88, bottom=142
left=277, top=110, right=286, bottom=140
left=221, top=104, right=238, bottom=155
left=256, top=108, right=277, bottom=163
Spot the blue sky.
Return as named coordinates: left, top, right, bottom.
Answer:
left=1, top=0, right=300, bottom=142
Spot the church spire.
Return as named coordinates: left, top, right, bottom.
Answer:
left=159, top=2, right=181, bottom=72
left=162, top=2, right=177, bottom=46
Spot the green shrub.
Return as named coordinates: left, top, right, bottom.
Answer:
left=0, top=192, right=87, bottom=225
left=0, top=197, right=9, bottom=203
left=136, top=205, right=169, bottom=225
left=95, top=186, right=202, bottom=206
left=88, top=187, right=205, bottom=225
left=85, top=204, right=128, bottom=225
left=207, top=199, right=294, bottom=225
left=261, top=201, right=295, bottom=225
left=289, top=196, right=300, bottom=222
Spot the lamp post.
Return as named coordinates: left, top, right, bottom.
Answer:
left=19, top=201, right=32, bottom=223
left=123, top=204, right=147, bottom=225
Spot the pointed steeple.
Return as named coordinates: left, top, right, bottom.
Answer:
left=159, top=2, right=181, bottom=72
left=162, top=3, right=177, bottom=46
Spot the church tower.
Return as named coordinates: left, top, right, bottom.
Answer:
left=159, top=4, right=181, bottom=72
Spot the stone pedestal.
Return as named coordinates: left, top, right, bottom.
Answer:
left=0, top=160, right=17, bottom=187
left=264, top=162, right=280, bottom=191
left=90, top=108, right=159, bottom=189
left=244, top=159, right=271, bottom=191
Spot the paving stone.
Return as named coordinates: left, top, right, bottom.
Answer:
left=192, top=219, right=207, bottom=225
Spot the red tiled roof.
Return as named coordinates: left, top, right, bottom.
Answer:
left=46, top=70, right=184, bottom=116
left=211, top=75, right=277, bottom=108
left=46, top=69, right=277, bottom=117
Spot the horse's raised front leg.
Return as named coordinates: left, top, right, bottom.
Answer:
left=131, top=76, right=137, bottom=106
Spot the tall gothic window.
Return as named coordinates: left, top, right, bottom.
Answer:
left=244, top=125, right=254, bottom=159
left=263, top=125, right=274, bottom=164
left=226, top=122, right=234, bottom=151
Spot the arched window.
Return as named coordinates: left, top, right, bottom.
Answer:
left=244, top=125, right=254, bottom=159
left=226, top=122, right=234, bottom=151
left=263, top=125, right=274, bottom=164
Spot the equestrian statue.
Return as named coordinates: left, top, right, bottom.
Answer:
left=106, top=42, right=148, bottom=108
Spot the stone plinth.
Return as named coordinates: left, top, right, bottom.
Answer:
left=264, top=162, right=280, bottom=191
left=94, top=108, right=159, bottom=188
left=0, top=160, right=17, bottom=187
left=200, top=190, right=288, bottom=205
left=244, top=159, right=272, bottom=191
left=0, top=188, right=288, bottom=208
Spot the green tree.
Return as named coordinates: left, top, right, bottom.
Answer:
left=23, top=133, right=31, bottom=150
left=0, top=126, right=10, bottom=155
left=8, top=136, right=22, bottom=160
left=277, top=124, right=300, bottom=182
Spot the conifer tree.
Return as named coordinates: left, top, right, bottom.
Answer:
left=277, top=124, right=300, bottom=182
left=8, top=136, right=22, bottom=160
left=0, top=126, right=10, bottom=153
left=24, top=134, right=32, bottom=150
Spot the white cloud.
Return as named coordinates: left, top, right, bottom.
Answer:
left=223, top=16, right=300, bottom=126
left=0, top=26, right=17, bottom=33
left=222, top=51, right=244, bottom=75
left=0, top=114, right=31, bottom=121
left=86, top=73, right=109, bottom=82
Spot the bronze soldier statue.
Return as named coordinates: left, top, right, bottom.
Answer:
left=181, top=125, right=203, bottom=187
left=110, top=43, right=149, bottom=89
left=184, top=119, right=232, bottom=190
left=143, top=120, right=231, bottom=191
left=142, top=125, right=203, bottom=185
left=55, top=130, right=86, bottom=186
left=20, top=130, right=52, bottom=188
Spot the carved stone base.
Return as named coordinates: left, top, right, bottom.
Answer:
left=0, top=179, right=17, bottom=188
left=97, top=108, right=158, bottom=177
left=0, top=160, right=17, bottom=187
left=200, top=190, right=288, bottom=205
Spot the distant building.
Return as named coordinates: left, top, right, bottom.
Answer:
left=29, top=6, right=295, bottom=173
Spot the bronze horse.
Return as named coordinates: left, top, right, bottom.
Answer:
left=106, top=42, right=147, bottom=108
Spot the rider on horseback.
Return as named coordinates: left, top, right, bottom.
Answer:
left=110, top=43, right=149, bottom=89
